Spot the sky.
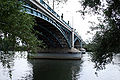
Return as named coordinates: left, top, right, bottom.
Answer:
left=54, top=0, right=99, bottom=42
left=37, top=0, right=99, bottom=42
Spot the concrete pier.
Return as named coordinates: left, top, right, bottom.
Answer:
left=28, top=48, right=82, bottom=60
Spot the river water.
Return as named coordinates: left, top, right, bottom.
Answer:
left=0, top=52, right=120, bottom=80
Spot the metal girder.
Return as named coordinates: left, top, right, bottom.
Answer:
left=74, top=37, right=82, bottom=48
left=38, top=24, right=62, bottom=47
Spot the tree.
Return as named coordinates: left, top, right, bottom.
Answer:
left=80, top=0, right=120, bottom=69
left=43, top=0, right=68, bottom=10
left=0, top=0, right=43, bottom=53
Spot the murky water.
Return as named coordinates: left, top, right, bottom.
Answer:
left=0, top=52, right=120, bottom=80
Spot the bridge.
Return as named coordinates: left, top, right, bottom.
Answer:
left=23, top=0, right=84, bottom=59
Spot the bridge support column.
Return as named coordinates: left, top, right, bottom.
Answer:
left=28, top=48, right=82, bottom=60
left=71, top=28, right=75, bottom=48
left=80, top=41, right=82, bottom=48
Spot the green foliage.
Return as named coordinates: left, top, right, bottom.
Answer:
left=83, top=43, right=94, bottom=52
left=0, top=0, right=43, bottom=53
left=81, top=0, right=120, bottom=69
left=82, top=0, right=101, bottom=9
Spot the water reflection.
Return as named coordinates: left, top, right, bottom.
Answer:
left=28, top=59, right=83, bottom=80
left=112, top=54, right=120, bottom=67
left=0, top=52, right=15, bottom=79
left=0, top=52, right=120, bottom=80
left=0, top=52, right=33, bottom=80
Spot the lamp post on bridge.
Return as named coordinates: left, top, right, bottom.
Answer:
left=53, top=0, right=55, bottom=10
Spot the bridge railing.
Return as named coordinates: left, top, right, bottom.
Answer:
left=39, top=0, right=72, bottom=30
left=40, top=0, right=60, bottom=19
left=61, top=19, right=71, bottom=29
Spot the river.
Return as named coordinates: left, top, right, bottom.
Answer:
left=0, top=52, right=120, bottom=80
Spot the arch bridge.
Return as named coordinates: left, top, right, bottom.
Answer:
left=23, top=0, right=84, bottom=59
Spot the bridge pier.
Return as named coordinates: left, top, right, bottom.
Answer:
left=28, top=48, right=82, bottom=60
left=71, top=28, right=75, bottom=48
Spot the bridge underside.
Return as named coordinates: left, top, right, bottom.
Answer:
left=74, top=40, right=81, bottom=49
left=34, top=17, right=70, bottom=48
left=34, top=18, right=82, bottom=50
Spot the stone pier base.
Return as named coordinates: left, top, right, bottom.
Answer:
left=28, top=48, right=82, bottom=60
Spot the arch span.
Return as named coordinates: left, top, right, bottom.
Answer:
left=34, top=17, right=71, bottom=48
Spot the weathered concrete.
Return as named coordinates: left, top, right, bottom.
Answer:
left=37, top=48, right=80, bottom=53
left=28, top=48, right=82, bottom=60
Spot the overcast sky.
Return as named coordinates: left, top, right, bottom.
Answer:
left=55, top=0, right=100, bottom=42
